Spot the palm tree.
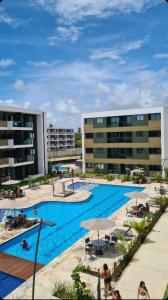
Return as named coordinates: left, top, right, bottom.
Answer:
left=130, top=219, right=148, bottom=242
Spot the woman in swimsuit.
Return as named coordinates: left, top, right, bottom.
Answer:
left=137, top=281, right=150, bottom=299
left=101, top=263, right=112, bottom=297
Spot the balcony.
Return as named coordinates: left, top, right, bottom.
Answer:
left=9, top=155, right=34, bottom=167
left=0, top=158, right=10, bottom=168
left=0, top=139, right=33, bottom=149
left=0, top=121, right=33, bottom=131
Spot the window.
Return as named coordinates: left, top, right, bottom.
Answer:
left=136, top=114, right=144, bottom=121
left=85, top=118, right=93, bottom=124
left=149, top=148, right=161, bottom=154
left=137, top=148, right=145, bottom=154
left=86, top=163, right=94, bottom=168
left=149, top=130, right=161, bottom=137
left=149, top=165, right=161, bottom=171
left=85, top=133, right=93, bottom=139
left=86, top=148, right=93, bottom=154
left=96, top=117, right=103, bottom=124
left=136, top=131, right=144, bottom=137
left=149, top=113, right=161, bottom=121
left=95, top=133, right=103, bottom=138
left=97, top=163, right=104, bottom=169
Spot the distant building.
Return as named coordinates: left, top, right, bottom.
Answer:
left=47, top=126, right=75, bottom=152
left=0, top=105, right=47, bottom=182
left=82, top=107, right=167, bottom=175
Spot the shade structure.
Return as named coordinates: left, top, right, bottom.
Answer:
left=130, top=168, right=144, bottom=175
left=81, top=218, right=116, bottom=246
left=2, top=180, right=21, bottom=185
left=125, top=191, right=148, bottom=206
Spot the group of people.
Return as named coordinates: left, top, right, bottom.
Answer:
left=101, top=264, right=150, bottom=299
left=8, top=186, right=24, bottom=199
left=127, top=203, right=149, bottom=217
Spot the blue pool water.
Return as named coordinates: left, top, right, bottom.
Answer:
left=0, top=183, right=143, bottom=265
left=0, top=271, right=24, bottom=298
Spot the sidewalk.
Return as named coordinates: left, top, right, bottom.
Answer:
left=115, top=208, right=168, bottom=299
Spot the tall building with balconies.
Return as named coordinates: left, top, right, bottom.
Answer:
left=0, top=106, right=47, bottom=182
left=82, top=107, right=168, bottom=175
left=47, top=126, right=75, bottom=152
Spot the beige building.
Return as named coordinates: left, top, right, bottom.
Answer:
left=82, top=107, right=168, bottom=175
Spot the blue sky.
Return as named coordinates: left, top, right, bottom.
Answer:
left=0, top=0, right=168, bottom=128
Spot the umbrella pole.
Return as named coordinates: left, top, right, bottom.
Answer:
left=98, top=230, right=99, bottom=245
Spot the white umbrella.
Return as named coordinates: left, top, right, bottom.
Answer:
left=125, top=191, right=148, bottom=207
left=2, top=180, right=20, bottom=185
left=130, top=168, right=144, bottom=175
left=80, top=218, right=116, bottom=244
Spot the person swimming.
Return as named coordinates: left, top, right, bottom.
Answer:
left=21, top=240, right=28, bottom=249
left=34, top=207, right=37, bottom=215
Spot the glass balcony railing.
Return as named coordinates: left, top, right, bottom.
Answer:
left=12, top=121, right=33, bottom=128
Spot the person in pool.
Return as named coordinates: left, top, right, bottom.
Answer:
left=34, top=207, right=37, bottom=215
left=21, top=240, right=28, bottom=249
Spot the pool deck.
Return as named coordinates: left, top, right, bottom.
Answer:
left=0, top=252, right=44, bottom=280
left=3, top=178, right=166, bottom=299
left=0, top=181, right=91, bottom=210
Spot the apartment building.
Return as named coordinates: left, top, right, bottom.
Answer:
left=47, top=127, right=75, bottom=152
left=0, top=105, right=47, bottom=182
left=82, top=107, right=168, bottom=175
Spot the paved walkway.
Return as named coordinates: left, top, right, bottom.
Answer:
left=115, top=208, right=168, bottom=299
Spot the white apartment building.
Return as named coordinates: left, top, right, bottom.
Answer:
left=0, top=105, right=47, bottom=182
left=47, top=127, right=75, bottom=152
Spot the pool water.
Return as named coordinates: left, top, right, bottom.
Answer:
left=0, top=183, right=143, bottom=265
left=0, top=271, right=24, bottom=298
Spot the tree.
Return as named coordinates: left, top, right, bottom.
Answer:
left=75, top=133, right=82, bottom=148
left=130, top=219, right=148, bottom=242
left=93, top=165, right=101, bottom=174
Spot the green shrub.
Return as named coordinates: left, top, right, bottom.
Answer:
left=53, top=282, right=76, bottom=299
left=106, top=174, right=115, bottom=181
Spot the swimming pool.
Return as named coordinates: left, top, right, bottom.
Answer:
left=0, top=271, right=24, bottom=298
left=0, top=183, right=143, bottom=265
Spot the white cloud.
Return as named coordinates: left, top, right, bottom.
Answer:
left=13, top=79, right=25, bottom=91
left=27, top=60, right=57, bottom=68
left=32, top=0, right=160, bottom=24
left=23, top=101, right=31, bottom=109
left=0, top=58, right=15, bottom=68
left=0, top=99, right=15, bottom=106
left=0, top=7, right=21, bottom=28
left=153, top=53, right=168, bottom=59
left=49, top=25, right=82, bottom=44
left=90, top=39, right=146, bottom=61
left=56, top=99, right=80, bottom=115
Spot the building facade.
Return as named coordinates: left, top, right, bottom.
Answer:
left=82, top=107, right=168, bottom=175
left=0, top=106, right=47, bottom=182
left=47, top=127, right=75, bottom=152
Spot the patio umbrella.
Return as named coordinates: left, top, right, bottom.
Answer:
left=130, top=168, right=144, bottom=175
left=80, top=218, right=116, bottom=244
left=2, top=180, right=20, bottom=185
left=125, top=191, right=148, bottom=207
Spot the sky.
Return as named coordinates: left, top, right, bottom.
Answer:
left=0, top=0, right=168, bottom=128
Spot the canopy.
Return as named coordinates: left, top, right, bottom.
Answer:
left=130, top=168, right=144, bottom=175
left=81, top=218, right=116, bottom=231
left=125, top=191, right=148, bottom=206
left=2, top=180, right=21, bottom=185
left=81, top=218, right=116, bottom=245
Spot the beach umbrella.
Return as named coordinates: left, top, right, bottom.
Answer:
left=80, top=218, right=116, bottom=244
left=2, top=180, right=20, bottom=185
left=130, top=168, right=144, bottom=175
left=125, top=191, right=148, bottom=207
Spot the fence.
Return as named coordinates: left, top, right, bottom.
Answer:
left=48, top=148, right=82, bottom=159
